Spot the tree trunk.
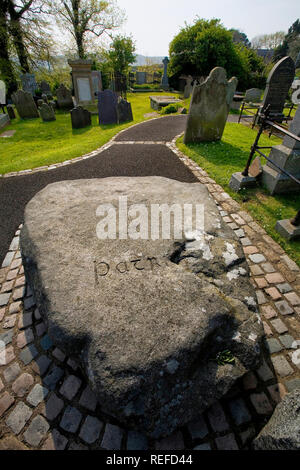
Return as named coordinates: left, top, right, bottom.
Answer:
left=0, top=0, right=18, bottom=97
left=8, top=1, right=30, bottom=73
left=72, top=0, right=85, bottom=59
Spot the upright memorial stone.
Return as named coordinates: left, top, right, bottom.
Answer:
left=136, top=71, right=147, bottom=85
left=98, top=90, right=118, bottom=125
left=21, top=73, right=37, bottom=95
left=39, top=103, right=56, bottom=122
left=68, top=59, right=94, bottom=105
left=184, top=67, right=238, bottom=143
left=117, top=97, right=133, bottom=123
left=161, top=57, right=169, bottom=90
left=91, top=71, right=102, bottom=97
left=0, top=80, right=6, bottom=106
left=6, top=105, right=16, bottom=120
left=259, top=56, right=295, bottom=122
left=70, top=106, right=91, bottom=129
left=183, top=75, right=193, bottom=99
left=244, top=88, right=263, bottom=103
left=40, top=80, right=51, bottom=94
left=12, top=90, right=39, bottom=119
left=56, top=84, right=74, bottom=110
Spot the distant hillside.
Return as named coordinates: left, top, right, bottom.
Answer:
left=133, top=55, right=165, bottom=66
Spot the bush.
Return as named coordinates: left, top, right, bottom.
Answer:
left=160, top=103, right=181, bottom=114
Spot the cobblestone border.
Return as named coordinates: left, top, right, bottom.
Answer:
left=1, top=122, right=300, bottom=450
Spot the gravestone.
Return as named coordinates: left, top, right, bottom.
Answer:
left=244, top=88, right=263, bottom=103
left=183, top=75, right=193, bottom=99
left=184, top=67, right=238, bottom=143
left=6, top=105, right=16, bottom=120
left=56, top=84, right=73, bottom=110
left=136, top=71, right=147, bottom=85
left=70, top=106, right=91, bottom=129
left=91, top=71, right=102, bottom=97
left=161, top=57, right=170, bottom=90
left=0, top=80, right=6, bottom=105
left=260, top=56, right=295, bottom=122
left=68, top=59, right=94, bottom=105
left=21, top=73, right=37, bottom=95
left=40, top=80, right=51, bottom=94
left=117, top=97, right=133, bottom=123
left=39, top=103, right=56, bottom=122
left=98, top=89, right=118, bottom=125
left=0, top=114, right=10, bottom=129
left=41, top=93, right=48, bottom=104
left=20, top=176, right=263, bottom=438
left=262, top=103, right=300, bottom=194
left=12, top=90, right=39, bottom=119
left=37, top=99, right=44, bottom=107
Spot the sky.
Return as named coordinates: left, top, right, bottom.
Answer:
left=116, top=0, right=300, bottom=56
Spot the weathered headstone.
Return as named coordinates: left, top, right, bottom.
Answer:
left=244, top=88, right=263, bottom=103
left=0, top=114, right=10, bottom=129
left=184, top=67, right=238, bottom=143
left=262, top=102, right=300, bottom=194
left=91, top=71, right=102, bottom=97
left=56, top=84, right=73, bottom=110
left=6, top=105, right=16, bottom=120
left=20, top=176, right=264, bottom=438
left=183, top=75, right=193, bottom=99
left=260, top=56, right=295, bottom=122
left=21, top=73, right=37, bottom=95
left=37, top=99, right=44, bottom=108
left=161, top=57, right=170, bottom=90
left=117, top=97, right=133, bottom=123
left=98, top=89, right=118, bottom=125
left=39, top=103, right=56, bottom=122
left=40, top=80, right=51, bottom=94
left=41, top=93, right=48, bottom=104
left=0, top=80, right=6, bottom=105
left=12, top=90, right=39, bottom=119
left=136, top=71, right=147, bottom=85
left=68, top=59, right=94, bottom=104
left=70, top=106, right=91, bottom=129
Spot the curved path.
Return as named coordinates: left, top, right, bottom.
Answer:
left=0, top=115, right=196, bottom=265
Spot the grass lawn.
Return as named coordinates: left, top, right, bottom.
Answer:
left=177, top=123, right=300, bottom=266
left=0, top=91, right=184, bottom=175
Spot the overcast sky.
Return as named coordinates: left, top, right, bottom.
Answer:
left=116, top=0, right=299, bottom=56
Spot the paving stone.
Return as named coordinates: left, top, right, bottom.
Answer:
left=127, top=431, right=148, bottom=450
left=228, top=223, right=238, bottom=230
left=281, top=255, right=300, bottom=272
left=15, top=276, right=25, bottom=288
left=0, top=293, right=10, bottom=306
left=187, top=415, right=209, bottom=439
left=275, top=300, right=294, bottom=316
left=79, top=386, right=98, bottom=412
left=60, top=406, right=82, bottom=433
left=279, top=334, right=296, bottom=349
left=231, top=214, right=245, bottom=225
left=261, top=305, right=277, bottom=319
left=59, top=375, right=82, bottom=401
left=263, top=321, right=273, bottom=336
left=0, top=392, right=15, bottom=417
left=42, top=393, right=64, bottom=421
left=271, top=355, right=294, bottom=378
left=240, top=426, right=256, bottom=446
left=17, top=329, right=34, bottom=349
left=155, top=431, right=185, bottom=450
left=27, top=384, right=49, bottom=407
left=256, top=359, right=275, bottom=381
left=67, top=358, right=79, bottom=370
left=242, top=371, right=258, bottom=390
left=42, top=429, right=68, bottom=450
left=23, top=415, right=50, bottom=447
left=43, top=366, right=64, bottom=390
left=32, top=355, right=52, bottom=376
left=250, top=265, right=264, bottom=276
left=0, top=345, right=15, bottom=365
left=228, top=398, right=251, bottom=425
left=255, top=277, right=268, bottom=288
left=52, top=348, right=66, bottom=362
left=79, top=416, right=103, bottom=444
left=265, top=338, right=283, bottom=354
left=0, top=378, right=3, bottom=392
left=261, top=263, right=276, bottom=273
left=244, top=246, right=259, bottom=255
left=24, top=296, right=35, bottom=310
left=250, top=392, right=273, bottom=415
left=18, top=312, right=33, bottom=329
left=234, top=229, right=245, bottom=238
left=1, top=281, right=14, bottom=293
left=2, top=251, right=14, bottom=268
left=40, top=334, right=53, bottom=351
left=6, top=269, right=18, bottom=281
left=267, top=383, right=287, bottom=404
left=10, top=259, right=21, bottom=270
left=277, top=283, right=292, bottom=294
left=6, top=402, right=32, bottom=434
left=193, top=443, right=211, bottom=450
left=240, top=237, right=251, bottom=246
left=3, top=314, right=17, bottom=328
left=0, top=436, right=28, bottom=450
left=19, top=344, right=38, bottom=365
left=12, top=373, right=34, bottom=397
left=101, top=423, right=124, bottom=450
left=265, top=287, right=281, bottom=300
left=68, top=442, right=88, bottom=450
left=0, top=330, right=14, bottom=347
left=249, top=254, right=266, bottom=264
left=34, top=308, right=41, bottom=321
left=285, top=378, right=300, bottom=392
left=255, top=290, right=267, bottom=304
left=284, top=292, right=300, bottom=306
left=270, top=318, right=288, bottom=334
left=12, top=287, right=25, bottom=301
left=207, top=402, right=229, bottom=433
left=215, top=434, right=239, bottom=450
left=9, top=301, right=22, bottom=314
left=0, top=307, right=4, bottom=321
left=36, top=322, right=47, bottom=336
left=265, top=273, right=285, bottom=284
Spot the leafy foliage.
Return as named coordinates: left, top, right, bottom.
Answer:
left=105, top=34, right=136, bottom=75
left=215, top=350, right=235, bottom=366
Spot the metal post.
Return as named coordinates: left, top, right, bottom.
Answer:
left=291, top=210, right=300, bottom=227
left=242, top=121, right=265, bottom=176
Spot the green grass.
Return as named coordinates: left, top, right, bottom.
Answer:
left=0, top=91, right=180, bottom=175
left=177, top=123, right=300, bottom=266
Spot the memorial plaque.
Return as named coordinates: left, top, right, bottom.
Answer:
left=77, top=77, right=92, bottom=102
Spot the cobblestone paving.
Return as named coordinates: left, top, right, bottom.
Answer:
left=0, top=122, right=300, bottom=450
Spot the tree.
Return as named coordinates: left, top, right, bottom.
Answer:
left=105, top=34, right=136, bottom=74
left=273, top=19, right=300, bottom=62
left=51, top=0, right=125, bottom=59
left=230, top=29, right=251, bottom=48
left=0, top=0, right=17, bottom=95
left=251, top=32, right=286, bottom=50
